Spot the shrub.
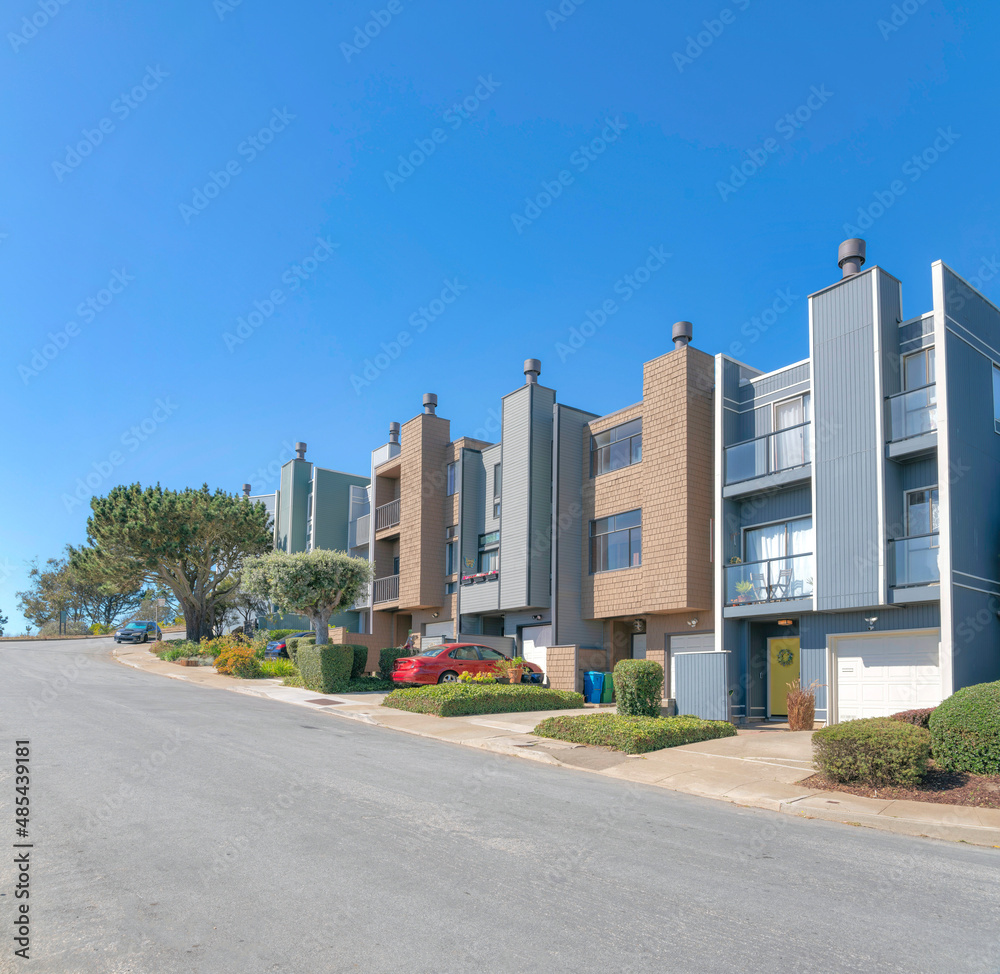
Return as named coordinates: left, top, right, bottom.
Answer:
left=813, top=718, right=930, bottom=787
left=534, top=713, right=737, bottom=755
left=787, top=679, right=821, bottom=732
left=297, top=644, right=353, bottom=694
left=286, top=636, right=316, bottom=665
left=345, top=676, right=395, bottom=692
left=379, top=647, right=413, bottom=681
left=215, top=644, right=262, bottom=679
left=383, top=684, right=584, bottom=717
left=259, top=658, right=298, bottom=678
left=347, top=644, right=369, bottom=679
left=929, top=681, right=1000, bottom=775
left=614, top=659, right=664, bottom=717
left=264, top=629, right=298, bottom=641
left=891, top=707, right=935, bottom=729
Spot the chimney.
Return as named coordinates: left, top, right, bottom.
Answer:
left=295, top=442, right=307, bottom=460
left=672, top=321, right=693, bottom=348
left=388, top=422, right=400, bottom=445
left=838, top=238, right=866, bottom=278
left=523, top=358, right=541, bottom=384
left=422, top=393, right=437, bottom=415
left=242, top=484, right=251, bottom=498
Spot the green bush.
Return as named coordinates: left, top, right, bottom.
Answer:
left=379, top=647, right=413, bottom=681
left=265, top=629, right=298, bottom=641
left=929, top=681, right=1000, bottom=775
left=614, top=659, right=664, bottom=717
left=813, top=718, right=930, bottom=787
left=383, top=683, right=584, bottom=717
left=345, top=676, right=395, bottom=692
left=297, top=644, right=353, bottom=694
left=259, top=658, right=298, bottom=678
left=286, top=636, right=316, bottom=665
left=890, top=707, right=936, bottom=729
left=534, top=713, right=736, bottom=754
left=346, top=644, right=370, bottom=679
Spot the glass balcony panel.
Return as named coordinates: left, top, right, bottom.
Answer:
left=888, top=386, right=938, bottom=442
left=725, top=553, right=814, bottom=605
left=724, top=423, right=811, bottom=485
left=891, top=535, right=940, bottom=586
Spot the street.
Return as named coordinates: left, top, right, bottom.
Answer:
left=0, top=637, right=997, bottom=974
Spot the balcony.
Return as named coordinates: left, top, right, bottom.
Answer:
left=890, top=534, right=940, bottom=587
left=887, top=384, right=937, bottom=448
left=724, top=422, right=812, bottom=493
left=375, top=498, right=400, bottom=532
left=351, top=582, right=371, bottom=611
left=725, top=553, right=814, bottom=606
left=372, top=574, right=399, bottom=604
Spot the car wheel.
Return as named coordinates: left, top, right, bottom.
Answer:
left=438, top=671, right=459, bottom=684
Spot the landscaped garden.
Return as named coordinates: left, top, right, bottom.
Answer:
left=383, top=682, right=585, bottom=717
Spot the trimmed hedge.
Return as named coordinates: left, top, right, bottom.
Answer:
left=286, top=636, right=316, bottom=664
left=347, top=644, right=369, bottom=680
left=379, top=647, right=413, bottom=681
left=534, top=713, right=737, bottom=755
left=614, top=659, right=664, bottom=717
left=813, top=717, right=930, bottom=787
left=890, top=707, right=935, bottom=729
left=383, top=683, right=584, bottom=717
left=297, top=644, right=353, bottom=694
left=929, top=681, right=1000, bottom=775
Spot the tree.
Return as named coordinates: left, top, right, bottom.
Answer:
left=241, top=549, right=373, bottom=645
left=71, top=484, right=273, bottom=641
left=0, top=608, right=8, bottom=636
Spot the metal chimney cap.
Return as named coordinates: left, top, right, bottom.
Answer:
left=838, top=238, right=866, bottom=276
left=294, top=442, right=307, bottom=459
left=388, top=422, right=400, bottom=444
left=672, top=321, right=693, bottom=347
left=523, top=358, right=541, bottom=383
left=422, top=393, right=438, bottom=414
left=242, top=483, right=252, bottom=497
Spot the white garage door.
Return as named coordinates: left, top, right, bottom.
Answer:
left=521, top=625, right=550, bottom=679
left=835, top=632, right=942, bottom=722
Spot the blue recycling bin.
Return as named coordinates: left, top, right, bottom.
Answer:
left=583, top=671, right=604, bottom=703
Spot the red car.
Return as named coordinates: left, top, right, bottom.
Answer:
left=391, top=643, right=544, bottom=685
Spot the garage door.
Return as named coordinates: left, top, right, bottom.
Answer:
left=521, top=625, right=550, bottom=680
left=834, top=632, right=942, bottom=722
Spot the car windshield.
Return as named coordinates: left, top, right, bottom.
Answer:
left=126, top=623, right=145, bottom=630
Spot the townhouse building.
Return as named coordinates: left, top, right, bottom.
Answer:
left=713, top=240, right=1000, bottom=724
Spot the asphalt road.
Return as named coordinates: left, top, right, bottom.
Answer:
left=0, top=638, right=997, bottom=974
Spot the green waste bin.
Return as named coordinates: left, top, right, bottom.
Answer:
left=600, top=671, right=615, bottom=704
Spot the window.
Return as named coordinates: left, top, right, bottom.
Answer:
left=445, top=541, right=457, bottom=576
left=772, top=394, right=811, bottom=471
left=478, top=531, right=500, bottom=574
left=493, top=462, right=501, bottom=518
left=903, top=347, right=935, bottom=389
left=445, top=524, right=457, bottom=539
left=445, top=581, right=457, bottom=595
left=477, top=647, right=507, bottom=660
left=906, top=488, right=939, bottom=537
left=590, top=509, right=642, bottom=573
left=446, top=462, right=456, bottom=495
left=591, top=418, right=642, bottom=476
left=994, top=365, right=1000, bottom=433
left=743, top=517, right=813, bottom=563
left=449, top=647, right=479, bottom=661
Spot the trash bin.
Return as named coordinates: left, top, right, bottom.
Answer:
left=600, top=672, right=615, bottom=704
left=583, top=671, right=604, bottom=703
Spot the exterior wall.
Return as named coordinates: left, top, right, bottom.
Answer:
left=311, top=468, right=370, bottom=551
left=277, top=458, right=311, bottom=553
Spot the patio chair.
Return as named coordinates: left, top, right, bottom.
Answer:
left=771, top=568, right=793, bottom=600
left=749, top=572, right=767, bottom=601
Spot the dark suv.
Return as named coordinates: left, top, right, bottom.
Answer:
left=114, top=621, right=162, bottom=644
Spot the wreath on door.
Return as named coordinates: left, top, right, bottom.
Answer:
left=777, top=647, right=795, bottom=667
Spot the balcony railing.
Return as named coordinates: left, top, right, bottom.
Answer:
left=888, top=384, right=937, bottom=442
left=375, top=498, right=400, bottom=531
left=725, top=553, right=814, bottom=606
left=890, top=534, right=940, bottom=587
left=372, top=574, right=399, bottom=604
left=725, top=422, right=812, bottom=485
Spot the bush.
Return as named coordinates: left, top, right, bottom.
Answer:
left=813, top=718, right=930, bottom=787
left=383, top=684, right=584, bottom=717
left=534, top=713, right=737, bottom=755
left=787, top=679, right=820, bottom=732
left=259, top=658, right=298, bottom=678
left=345, top=676, right=395, bottom=692
left=286, top=636, right=316, bottom=665
left=297, top=644, right=353, bottom=694
left=265, top=629, right=298, bottom=642
left=215, top=644, right=262, bottom=679
left=891, top=707, right=936, bottom=729
left=929, top=681, right=1000, bottom=775
left=347, top=644, right=370, bottom=679
left=614, top=659, right=664, bottom=717
left=379, top=647, right=413, bottom=681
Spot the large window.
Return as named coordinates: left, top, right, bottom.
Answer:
left=905, top=488, right=939, bottom=536
left=493, top=462, right=501, bottom=518
left=744, top=517, right=813, bottom=563
left=446, top=462, right=456, bottom=495
left=445, top=541, right=457, bottom=576
left=591, top=418, right=642, bottom=476
left=772, top=393, right=811, bottom=471
left=590, top=509, right=642, bottom=573
left=478, top=531, right=499, bottom=573
left=903, top=347, right=935, bottom=389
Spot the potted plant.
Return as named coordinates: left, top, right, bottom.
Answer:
left=732, top=579, right=753, bottom=604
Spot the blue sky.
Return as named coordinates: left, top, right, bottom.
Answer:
left=1, top=0, right=996, bottom=632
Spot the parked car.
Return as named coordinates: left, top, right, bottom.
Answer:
left=265, top=631, right=312, bottom=660
left=114, top=621, right=162, bottom=644
left=391, top=643, right=544, bottom=685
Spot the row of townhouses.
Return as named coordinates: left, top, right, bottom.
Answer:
left=244, top=238, right=1000, bottom=726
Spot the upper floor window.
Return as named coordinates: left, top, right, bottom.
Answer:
left=772, top=393, right=811, bottom=471
left=903, top=347, right=935, bottom=389
left=906, top=488, right=939, bottom=537
left=591, top=418, right=642, bottom=476
left=744, top=517, right=812, bottom=564
left=446, top=462, right=456, bottom=495
left=493, top=463, right=501, bottom=518
left=590, top=509, right=641, bottom=573
left=478, top=531, right=499, bottom=574
left=445, top=540, right=458, bottom=576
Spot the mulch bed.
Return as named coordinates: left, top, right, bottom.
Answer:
left=803, top=764, right=1000, bottom=808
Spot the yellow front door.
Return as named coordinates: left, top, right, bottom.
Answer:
left=768, top=637, right=800, bottom=717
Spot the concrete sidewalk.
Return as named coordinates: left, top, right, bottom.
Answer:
left=114, top=644, right=1000, bottom=848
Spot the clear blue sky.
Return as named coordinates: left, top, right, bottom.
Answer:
left=2, top=0, right=996, bottom=633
